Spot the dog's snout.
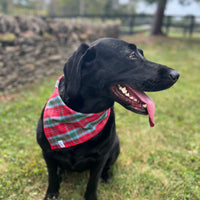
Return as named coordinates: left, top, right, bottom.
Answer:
left=169, top=70, right=180, bottom=82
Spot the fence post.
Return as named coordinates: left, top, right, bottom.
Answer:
left=189, top=15, right=195, bottom=37
left=165, top=15, right=171, bottom=35
left=129, top=15, right=135, bottom=35
left=183, top=15, right=189, bottom=37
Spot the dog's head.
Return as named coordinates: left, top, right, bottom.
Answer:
left=64, top=38, right=179, bottom=127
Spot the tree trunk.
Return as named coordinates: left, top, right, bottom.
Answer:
left=150, top=0, right=167, bottom=35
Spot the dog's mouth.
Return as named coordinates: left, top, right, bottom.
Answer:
left=110, top=84, right=155, bottom=127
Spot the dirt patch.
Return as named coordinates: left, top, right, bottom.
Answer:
left=121, top=34, right=176, bottom=45
left=0, top=93, right=20, bottom=102
left=121, top=34, right=200, bottom=46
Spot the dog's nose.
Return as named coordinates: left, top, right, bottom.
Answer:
left=169, top=70, right=180, bottom=82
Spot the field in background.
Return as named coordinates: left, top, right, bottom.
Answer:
left=0, top=36, right=200, bottom=200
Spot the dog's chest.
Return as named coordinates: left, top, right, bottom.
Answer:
left=43, top=76, right=111, bottom=150
left=53, top=148, right=102, bottom=171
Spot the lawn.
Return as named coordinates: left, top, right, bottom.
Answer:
left=0, top=36, right=200, bottom=200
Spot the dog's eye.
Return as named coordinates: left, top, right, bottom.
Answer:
left=129, top=52, right=136, bottom=60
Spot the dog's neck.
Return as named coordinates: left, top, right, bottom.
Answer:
left=59, top=77, right=114, bottom=113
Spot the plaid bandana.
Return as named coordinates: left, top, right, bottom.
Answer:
left=43, top=76, right=111, bottom=149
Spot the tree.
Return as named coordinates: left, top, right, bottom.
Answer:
left=145, top=0, right=200, bottom=35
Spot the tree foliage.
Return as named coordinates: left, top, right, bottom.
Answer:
left=145, top=0, right=200, bottom=4
left=47, top=0, right=136, bottom=16
left=0, top=0, right=46, bottom=13
left=0, top=0, right=12, bottom=13
left=14, top=0, right=36, bottom=8
left=0, top=0, right=136, bottom=16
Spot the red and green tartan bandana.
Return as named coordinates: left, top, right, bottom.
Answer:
left=43, top=76, right=111, bottom=149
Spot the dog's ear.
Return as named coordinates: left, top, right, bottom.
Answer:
left=64, top=43, right=96, bottom=99
left=83, top=47, right=96, bottom=63
left=138, top=49, right=144, bottom=56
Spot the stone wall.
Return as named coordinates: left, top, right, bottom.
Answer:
left=0, top=15, right=119, bottom=92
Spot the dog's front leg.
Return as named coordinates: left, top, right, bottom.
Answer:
left=43, top=154, right=60, bottom=200
left=84, top=157, right=108, bottom=200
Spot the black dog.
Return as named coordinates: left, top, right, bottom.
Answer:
left=37, top=38, right=179, bottom=200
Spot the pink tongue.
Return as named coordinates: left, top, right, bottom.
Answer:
left=133, top=89, right=155, bottom=127
left=146, top=98, right=155, bottom=127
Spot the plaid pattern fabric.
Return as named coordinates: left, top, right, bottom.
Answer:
left=43, top=75, right=111, bottom=149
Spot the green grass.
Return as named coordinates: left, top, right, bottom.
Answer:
left=0, top=37, right=200, bottom=200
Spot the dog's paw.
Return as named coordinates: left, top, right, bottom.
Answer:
left=101, top=170, right=112, bottom=184
left=84, top=191, right=97, bottom=200
left=44, top=193, right=59, bottom=200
